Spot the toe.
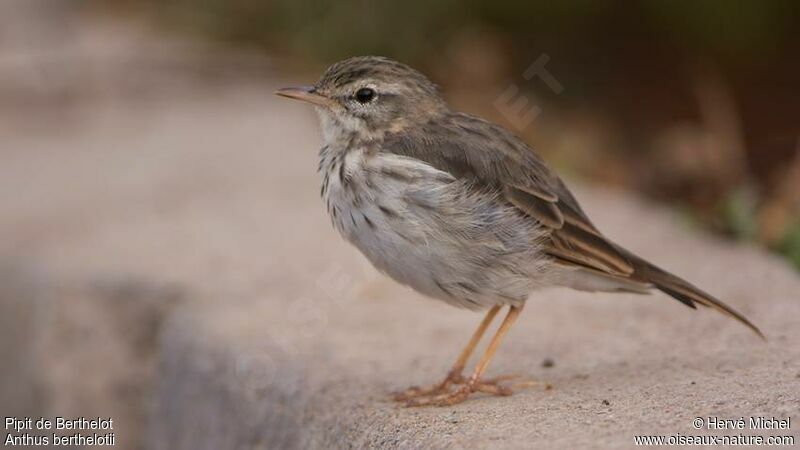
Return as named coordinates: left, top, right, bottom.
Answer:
left=391, top=386, right=422, bottom=401
left=474, top=383, right=512, bottom=396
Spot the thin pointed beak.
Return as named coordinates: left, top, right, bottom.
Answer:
left=274, top=85, right=335, bottom=108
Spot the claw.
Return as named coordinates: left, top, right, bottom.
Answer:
left=392, top=370, right=463, bottom=402
left=473, top=382, right=512, bottom=396
left=401, top=378, right=513, bottom=407
left=392, top=384, right=444, bottom=402
left=404, top=384, right=477, bottom=407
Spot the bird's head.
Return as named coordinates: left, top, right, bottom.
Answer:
left=275, top=56, right=446, bottom=141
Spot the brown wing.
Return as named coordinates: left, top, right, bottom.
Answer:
left=504, top=184, right=634, bottom=276
left=385, top=112, right=634, bottom=277
left=382, top=111, right=762, bottom=338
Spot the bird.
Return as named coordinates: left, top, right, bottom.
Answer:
left=274, top=56, right=763, bottom=407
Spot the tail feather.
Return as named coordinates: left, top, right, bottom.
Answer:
left=624, top=250, right=765, bottom=339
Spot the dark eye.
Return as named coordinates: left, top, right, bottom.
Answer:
left=355, top=87, right=376, bottom=104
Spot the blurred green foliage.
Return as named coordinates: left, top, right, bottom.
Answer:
left=778, top=223, right=800, bottom=270
left=148, top=0, right=798, bottom=69
left=719, top=187, right=760, bottom=241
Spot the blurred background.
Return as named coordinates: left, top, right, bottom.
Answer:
left=4, top=0, right=799, bottom=267
left=1, top=1, right=799, bottom=448
left=124, top=0, right=800, bottom=268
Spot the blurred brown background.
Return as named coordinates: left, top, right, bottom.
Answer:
left=5, top=0, right=800, bottom=267
left=120, top=0, right=800, bottom=268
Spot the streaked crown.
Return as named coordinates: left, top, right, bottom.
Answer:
left=313, top=56, right=447, bottom=132
left=317, top=56, right=440, bottom=99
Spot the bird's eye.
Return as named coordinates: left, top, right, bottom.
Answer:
left=355, top=87, right=376, bottom=104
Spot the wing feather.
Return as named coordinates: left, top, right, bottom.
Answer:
left=385, top=111, right=634, bottom=276
left=380, top=111, right=761, bottom=337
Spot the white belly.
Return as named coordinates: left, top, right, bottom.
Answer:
left=320, top=147, right=552, bottom=309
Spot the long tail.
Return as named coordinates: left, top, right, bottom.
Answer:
left=623, top=249, right=765, bottom=339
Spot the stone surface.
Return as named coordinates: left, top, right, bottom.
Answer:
left=0, top=264, right=48, bottom=419
left=145, top=188, right=800, bottom=449
left=1, top=13, right=798, bottom=450
left=0, top=265, right=180, bottom=450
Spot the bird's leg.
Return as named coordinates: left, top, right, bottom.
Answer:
left=392, top=305, right=501, bottom=401
left=405, top=304, right=524, bottom=407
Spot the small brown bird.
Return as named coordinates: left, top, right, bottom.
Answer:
left=275, top=56, right=762, bottom=407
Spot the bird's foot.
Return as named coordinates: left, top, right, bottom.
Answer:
left=402, top=377, right=513, bottom=407
left=396, top=374, right=550, bottom=407
left=398, top=373, right=545, bottom=407
left=391, top=370, right=465, bottom=402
